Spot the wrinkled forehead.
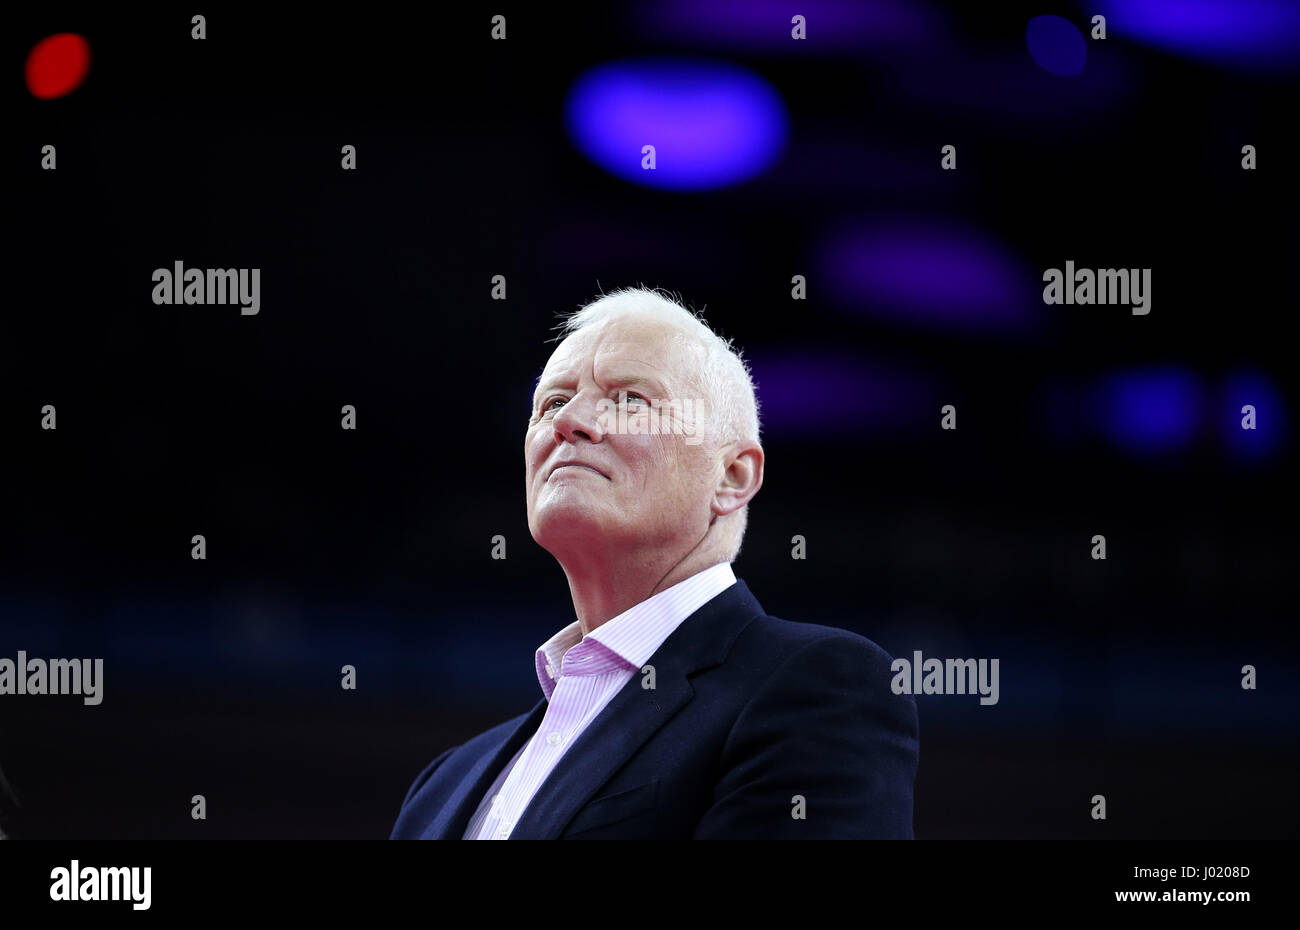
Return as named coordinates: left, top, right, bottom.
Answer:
left=538, top=316, right=707, bottom=391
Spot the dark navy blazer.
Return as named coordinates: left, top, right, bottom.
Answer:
left=390, top=580, right=919, bottom=839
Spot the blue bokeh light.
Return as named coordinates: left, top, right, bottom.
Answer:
left=1026, top=15, right=1088, bottom=76
left=1091, top=0, right=1300, bottom=69
left=1096, top=366, right=1204, bottom=454
left=1220, top=370, right=1286, bottom=462
left=565, top=57, right=789, bottom=191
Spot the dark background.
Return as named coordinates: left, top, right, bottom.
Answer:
left=3, top=2, right=1296, bottom=839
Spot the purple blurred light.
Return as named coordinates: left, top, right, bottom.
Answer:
left=564, top=57, right=789, bottom=191
left=1026, top=15, right=1088, bottom=76
left=748, top=351, right=936, bottom=437
left=1096, top=367, right=1203, bottom=454
left=633, top=0, right=944, bottom=52
left=1091, top=0, right=1300, bottom=69
left=818, top=219, right=1037, bottom=333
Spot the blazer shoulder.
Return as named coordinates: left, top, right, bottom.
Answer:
left=696, top=607, right=919, bottom=838
left=737, top=611, right=900, bottom=668
left=400, top=706, right=536, bottom=807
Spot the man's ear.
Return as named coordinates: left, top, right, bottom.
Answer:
left=712, top=441, right=763, bottom=517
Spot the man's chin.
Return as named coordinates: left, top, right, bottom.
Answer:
left=531, top=510, right=615, bottom=553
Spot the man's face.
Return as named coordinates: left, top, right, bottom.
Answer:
left=526, top=315, right=720, bottom=558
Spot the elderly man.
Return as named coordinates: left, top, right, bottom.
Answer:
left=390, top=287, right=918, bottom=839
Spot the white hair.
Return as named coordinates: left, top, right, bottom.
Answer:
left=552, top=285, right=762, bottom=559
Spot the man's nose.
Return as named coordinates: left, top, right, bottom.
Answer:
left=552, top=392, right=606, bottom=444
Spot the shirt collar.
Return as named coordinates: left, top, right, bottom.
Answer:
left=534, top=561, right=737, bottom=700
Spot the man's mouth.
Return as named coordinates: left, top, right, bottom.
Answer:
left=548, top=461, right=608, bottom=480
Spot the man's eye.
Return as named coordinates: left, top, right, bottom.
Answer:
left=545, top=397, right=567, bottom=412
left=624, top=392, right=647, bottom=407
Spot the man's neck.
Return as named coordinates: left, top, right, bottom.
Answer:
left=560, top=547, right=726, bottom=636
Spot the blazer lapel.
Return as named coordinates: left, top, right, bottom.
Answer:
left=508, top=580, right=765, bottom=840
left=423, top=697, right=548, bottom=840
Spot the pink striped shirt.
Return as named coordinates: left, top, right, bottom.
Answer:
left=463, top=560, right=737, bottom=839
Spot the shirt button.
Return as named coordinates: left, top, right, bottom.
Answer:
left=492, top=794, right=500, bottom=805
left=545, top=664, right=556, bottom=680
left=547, top=731, right=562, bottom=747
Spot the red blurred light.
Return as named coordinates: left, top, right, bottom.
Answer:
left=26, top=33, right=92, bottom=99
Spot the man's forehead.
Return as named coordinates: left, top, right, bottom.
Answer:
left=539, top=318, right=705, bottom=383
